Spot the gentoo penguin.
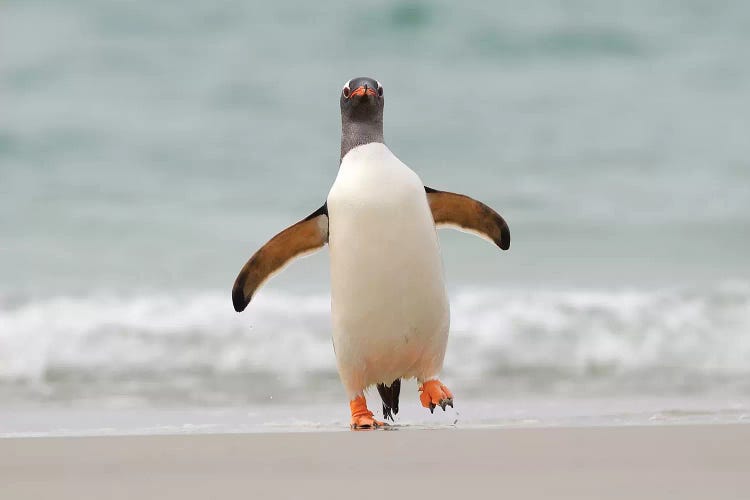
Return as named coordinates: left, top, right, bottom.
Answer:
left=232, top=77, right=510, bottom=429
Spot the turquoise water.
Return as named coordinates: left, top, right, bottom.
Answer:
left=1, top=1, right=749, bottom=408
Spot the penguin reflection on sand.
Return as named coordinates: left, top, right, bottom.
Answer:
left=233, top=77, right=510, bottom=429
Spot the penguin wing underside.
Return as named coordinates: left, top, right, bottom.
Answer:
left=425, top=187, right=510, bottom=250
left=232, top=204, right=329, bottom=312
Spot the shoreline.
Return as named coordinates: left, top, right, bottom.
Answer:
left=1, top=396, right=747, bottom=438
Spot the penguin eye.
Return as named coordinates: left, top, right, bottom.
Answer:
left=342, top=86, right=351, bottom=98
left=378, top=86, right=383, bottom=97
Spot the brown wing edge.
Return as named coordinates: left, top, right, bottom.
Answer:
left=232, top=203, right=329, bottom=312
left=425, top=186, right=510, bottom=250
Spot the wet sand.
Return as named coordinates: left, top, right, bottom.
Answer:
left=1, top=424, right=748, bottom=499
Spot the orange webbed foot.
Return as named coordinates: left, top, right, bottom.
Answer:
left=349, top=395, right=387, bottom=430
left=419, top=379, right=454, bottom=413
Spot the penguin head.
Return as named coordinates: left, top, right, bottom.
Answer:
left=340, top=77, right=384, bottom=123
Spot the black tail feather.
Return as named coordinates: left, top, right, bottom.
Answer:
left=376, top=379, right=401, bottom=421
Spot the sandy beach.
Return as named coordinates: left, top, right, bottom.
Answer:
left=2, top=424, right=748, bottom=499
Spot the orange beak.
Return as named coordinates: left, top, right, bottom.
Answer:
left=349, top=85, right=378, bottom=98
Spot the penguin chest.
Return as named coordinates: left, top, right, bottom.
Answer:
left=326, top=144, right=449, bottom=383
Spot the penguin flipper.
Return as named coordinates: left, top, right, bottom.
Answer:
left=232, top=204, right=329, bottom=312
left=424, top=187, right=510, bottom=250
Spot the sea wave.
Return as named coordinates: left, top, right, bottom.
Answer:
left=1, top=282, right=749, bottom=404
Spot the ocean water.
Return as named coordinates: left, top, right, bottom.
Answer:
left=1, top=0, right=749, bottom=428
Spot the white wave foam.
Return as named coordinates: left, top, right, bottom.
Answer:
left=448, top=282, right=750, bottom=378
left=0, top=291, right=333, bottom=382
left=1, top=282, right=749, bottom=400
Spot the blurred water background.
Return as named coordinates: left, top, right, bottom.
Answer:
left=1, top=0, right=749, bottom=415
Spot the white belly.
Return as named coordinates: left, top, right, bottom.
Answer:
left=327, top=143, right=449, bottom=397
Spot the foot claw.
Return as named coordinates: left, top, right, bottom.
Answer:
left=351, top=419, right=387, bottom=430
left=419, top=380, right=455, bottom=414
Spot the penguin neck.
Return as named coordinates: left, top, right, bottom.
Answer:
left=340, top=118, right=384, bottom=161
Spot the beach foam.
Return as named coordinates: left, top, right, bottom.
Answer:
left=2, top=281, right=748, bottom=405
